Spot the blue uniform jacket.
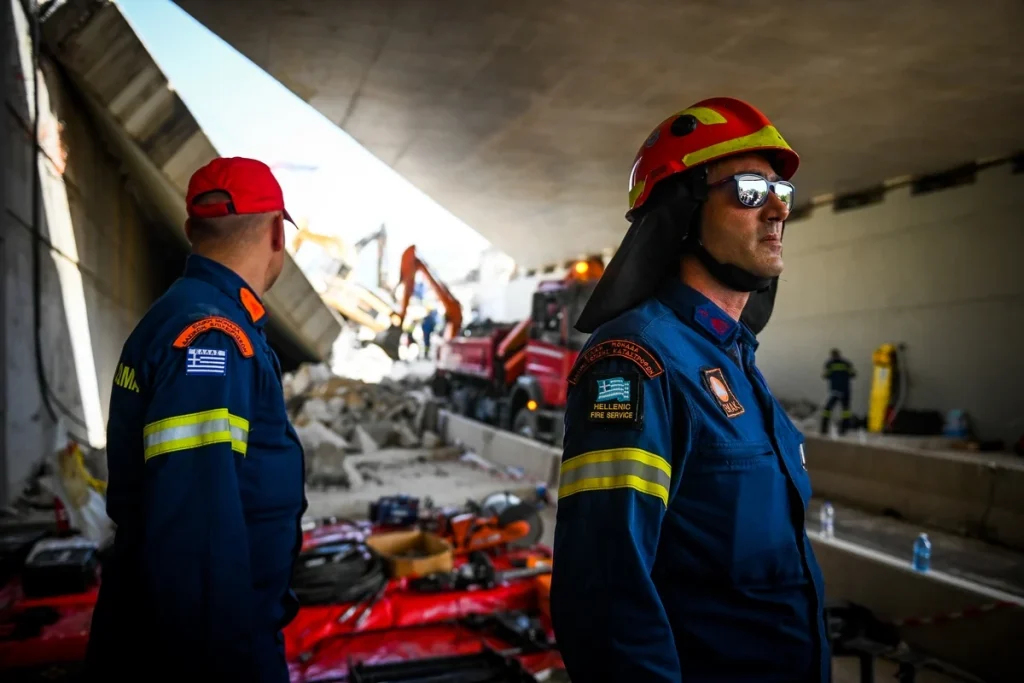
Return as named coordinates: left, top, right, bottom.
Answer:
left=823, top=357, right=856, bottom=394
left=551, top=281, right=829, bottom=683
left=87, top=255, right=307, bottom=682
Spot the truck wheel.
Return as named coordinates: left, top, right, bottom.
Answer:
left=512, top=409, right=537, bottom=440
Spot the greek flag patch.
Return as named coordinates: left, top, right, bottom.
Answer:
left=587, top=371, right=642, bottom=429
left=596, top=376, right=631, bottom=403
left=186, top=347, right=227, bottom=376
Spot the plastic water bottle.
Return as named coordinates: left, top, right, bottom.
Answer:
left=819, top=502, right=835, bottom=538
left=912, top=533, right=932, bottom=572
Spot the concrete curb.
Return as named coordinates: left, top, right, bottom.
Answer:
left=805, top=436, right=1024, bottom=551
left=813, top=534, right=1022, bottom=683
left=438, top=410, right=561, bottom=486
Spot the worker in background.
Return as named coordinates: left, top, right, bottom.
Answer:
left=87, top=158, right=306, bottom=682
left=421, top=308, right=437, bottom=359
left=552, top=98, right=829, bottom=683
left=821, top=348, right=856, bottom=435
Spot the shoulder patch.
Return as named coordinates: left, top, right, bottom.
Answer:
left=172, top=316, right=254, bottom=358
left=568, top=339, right=664, bottom=386
left=586, top=371, right=643, bottom=429
left=186, top=347, right=228, bottom=376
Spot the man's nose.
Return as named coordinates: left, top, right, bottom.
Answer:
left=760, top=190, right=790, bottom=223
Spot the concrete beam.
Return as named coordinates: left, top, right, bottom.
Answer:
left=805, top=435, right=1024, bottom=551
left=814, top=535, right=1022, bottom=683
left=438, top=410, right=560, bottom=486
left=40, top=0, right=341, bottom=363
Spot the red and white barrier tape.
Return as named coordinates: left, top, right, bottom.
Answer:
left=891, top=600, right=1020, bottom=627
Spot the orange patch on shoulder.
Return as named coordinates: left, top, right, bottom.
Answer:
left=172, top=316, right=254, bottom=358
left=239, top=287, right=265, bottom=323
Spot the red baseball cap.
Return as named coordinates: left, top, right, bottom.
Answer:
left=186, top=157, right=294, bottom=224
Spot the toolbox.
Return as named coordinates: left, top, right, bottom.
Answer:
left=21, top=537, right=99, bottom=598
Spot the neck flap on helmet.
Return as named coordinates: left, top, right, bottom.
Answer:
left=574, top=180, right=700, bottom=334
left=575, top=170, right=782, bottom=336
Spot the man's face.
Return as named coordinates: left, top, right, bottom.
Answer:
left=699, top=153, right=791, bottom=278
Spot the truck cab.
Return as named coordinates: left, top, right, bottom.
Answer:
left=507, top=263, right=601, bottom=443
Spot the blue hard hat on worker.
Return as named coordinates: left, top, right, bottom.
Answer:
left=577, top=96, right=800, bottom=335
left=87, top=157, right=306, bottom=682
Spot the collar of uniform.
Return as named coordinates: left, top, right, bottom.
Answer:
left=184, top=254, right=268, bottom=327
left=656, top=280, right=757, bottom=349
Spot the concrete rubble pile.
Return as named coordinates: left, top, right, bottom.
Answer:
left=283, top=363, right=442, bottom=488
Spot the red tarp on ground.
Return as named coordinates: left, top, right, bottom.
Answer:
left=284, top=574, right=539, bottom=658
left=295, top=621, right=563, bottom=682
left=0, top=578, right=96, bottom=669
left=0, top=522, right=558, bottom=679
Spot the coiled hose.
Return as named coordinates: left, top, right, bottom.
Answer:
left=291, top=541, right=388, bottom=606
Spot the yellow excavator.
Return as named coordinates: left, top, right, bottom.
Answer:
left=290, top=224, right=397, bottom=334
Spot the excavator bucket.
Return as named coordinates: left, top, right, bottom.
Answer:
left=372, top=325, right=404, bottom=361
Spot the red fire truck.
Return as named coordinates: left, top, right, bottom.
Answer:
left=432, top=259, right=604, bottom=444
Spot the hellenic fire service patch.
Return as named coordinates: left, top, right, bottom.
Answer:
left=701, top=367, right=745, bottom=418
left=568, top=339, right=664, bottom=386
left=172, top=316, right=254, bottom=358
left=586, top=371, right=643, bottom=429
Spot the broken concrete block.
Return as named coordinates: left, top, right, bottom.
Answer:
left=286, top=366, right=312, bottom=398
left=422, top=430, right=441, bottom=449
left=330, top=416, right=356, bottom=441
left=300, top=398, right=333, bottom=424
left=306, top=465, right=350, bottom=489
left=345, top=391, right=368, bottom=412
left=294, top=422, right=350, bottom=478
left=384, top=400, right=409, bottom=422
left=327, top=396, right=345, bottom=415
left=354, top=425, right=381, bottom=454
left=293, top=421, right=349, bottom=451
left=307, top=363, right=333, bottom=386
left=395, top=423, right=421, bottom=448
left=363, top=422, right=398, bottom=448
left=417, top=400, right=439, bottom=435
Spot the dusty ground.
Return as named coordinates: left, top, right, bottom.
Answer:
left=304, top=446, right=536, bottom=519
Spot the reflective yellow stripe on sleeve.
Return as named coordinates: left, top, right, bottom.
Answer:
left=558, top=448, right=671, bottom=507
left=142, top=408, right=249, bottom=461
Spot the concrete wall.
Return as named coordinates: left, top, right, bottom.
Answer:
left=759, top=165, right=1024, bottom=444
left=3, top=0, right=175, bottom=505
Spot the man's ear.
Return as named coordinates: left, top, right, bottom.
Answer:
left=270, top=214, right=286, bottom=252
left=183, top=218, right=195, bottom=244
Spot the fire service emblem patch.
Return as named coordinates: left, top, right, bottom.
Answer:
left=701, top=367, right=744, bottom=418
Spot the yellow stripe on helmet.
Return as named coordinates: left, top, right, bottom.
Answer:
left=682, top=124, right=793, bottom=169
left=674, top=106, right=727, bottom=125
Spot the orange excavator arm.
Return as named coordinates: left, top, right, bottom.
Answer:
left=395, top=245, right=463, bottom=340
left=373, top=246, right=463, bottom=360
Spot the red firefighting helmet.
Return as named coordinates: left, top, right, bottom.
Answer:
left=627, top=97, right=799, bottom=217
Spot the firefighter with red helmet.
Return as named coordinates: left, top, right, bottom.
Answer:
left=551, top=98, right=830, bottom=682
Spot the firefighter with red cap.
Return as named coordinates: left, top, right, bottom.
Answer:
left=551, top=98, right=829, bottom=682
left=86, top=158, right=306, bottom=682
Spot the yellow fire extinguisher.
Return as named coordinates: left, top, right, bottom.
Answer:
left=868, top=343, right=897, bottom=433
